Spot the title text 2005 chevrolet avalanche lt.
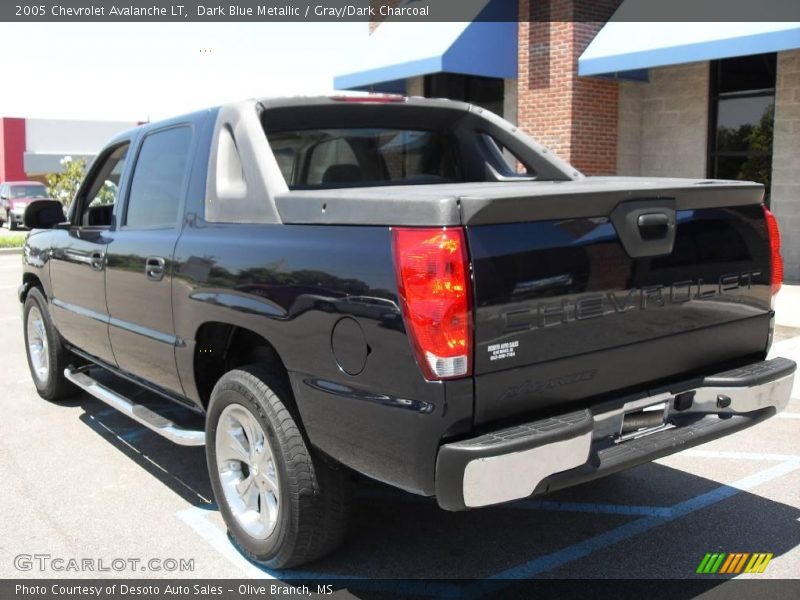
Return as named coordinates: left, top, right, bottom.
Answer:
left=19, top=96, right=795, bottom=567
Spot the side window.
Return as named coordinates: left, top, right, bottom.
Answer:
left=79, top=143, right=130, bottom=227
left=125, top=126, right=192, bottom=229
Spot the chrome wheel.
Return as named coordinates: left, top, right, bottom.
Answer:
left=26, top=306, right=49, bottom=385
left=215, top=403, right=280, bottom=539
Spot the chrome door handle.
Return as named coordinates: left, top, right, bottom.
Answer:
left=145, top=256, right=166, bottom=281
left=89, top=251, right=105, bottom=271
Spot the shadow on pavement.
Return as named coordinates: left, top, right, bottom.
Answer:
left=71, top=370, right=800, bottom=584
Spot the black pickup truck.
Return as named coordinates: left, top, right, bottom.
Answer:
left=19, top=96, right=795, bottom=568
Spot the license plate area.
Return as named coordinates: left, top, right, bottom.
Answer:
left=616, top=401, right=672, bottom=443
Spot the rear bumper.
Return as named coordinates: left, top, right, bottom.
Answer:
left=435, top=357, right=796, bottom=511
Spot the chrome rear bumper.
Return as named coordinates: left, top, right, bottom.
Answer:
left=435, top=357, right=795, bottom=510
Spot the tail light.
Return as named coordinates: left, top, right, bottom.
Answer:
left=763, top=206, right=783, bottom=296
left=392, top=227, right=472, bottom=380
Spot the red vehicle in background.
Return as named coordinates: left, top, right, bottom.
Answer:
left=0, top=181, right=50, bottom=229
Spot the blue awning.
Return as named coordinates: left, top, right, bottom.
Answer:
left=334, top=0, right=517, bottom=92
left=580, top=21, right=800, bottom=78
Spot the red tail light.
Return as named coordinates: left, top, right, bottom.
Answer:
left=392, top=227, right=472, bottom=380
left=763, top=206, right=783, bottom=296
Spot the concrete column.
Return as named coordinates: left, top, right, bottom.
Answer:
left=406, top=76, right=424, bottom=98
left=771, top=49, right=800, bottom=284
left=503, top=78, right=517, bottom=124
left=616, top=81, right=644, bottom=176
left=639, top=62, right=709, bottom=178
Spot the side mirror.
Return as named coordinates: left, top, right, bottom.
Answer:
left=24, top=199, right=67, bottom=230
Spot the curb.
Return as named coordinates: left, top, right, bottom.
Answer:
left=0, top=247, right=22, bottom=255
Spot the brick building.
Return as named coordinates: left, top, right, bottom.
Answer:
left=335, top=0, right=800, bottom=282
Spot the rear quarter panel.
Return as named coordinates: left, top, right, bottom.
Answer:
left=172, top=223, right=473, bottom=494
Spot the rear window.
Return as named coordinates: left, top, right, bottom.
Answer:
left=10, top=184, right=47, bottom=199
left=266, top=128, right=460, bottom=189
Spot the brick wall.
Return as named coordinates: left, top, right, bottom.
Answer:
left=517, top=0, right=619, bottom=175
left=771, top=50, right=800, bottom=283
left=616, top=62, right=709, bottom=179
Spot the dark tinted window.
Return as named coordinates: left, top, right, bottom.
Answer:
left=708, top=53, right=776, bottom=200
left=425, top=73, right=505, bottom=117
left=126, top=126, right=192, bottom=228
left=267, top=128, right=459, bottom=189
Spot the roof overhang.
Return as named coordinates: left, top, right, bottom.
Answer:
left=23, top=152, right=95, bottom=175
left=334, top=0, right=517, bottom=92
left=579, top=21, right=800, bottom=78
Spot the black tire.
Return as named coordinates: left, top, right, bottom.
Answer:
left=9, top=217, right=17, bottom=231
left=206, top=366, right=351, bottom=568
left=23, top=287, right=77, bottom=401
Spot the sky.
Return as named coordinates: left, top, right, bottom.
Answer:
left=0, top=23, right=367, bottom=122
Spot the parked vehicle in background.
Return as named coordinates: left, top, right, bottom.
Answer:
left=0, top=181, right=49, bottom=229
left=18, top=96, right=795, bottom=568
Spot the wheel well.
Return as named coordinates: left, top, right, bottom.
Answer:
left=193, top=322, right=292, bottom=409
left=21, top=273, right=44, bottom=300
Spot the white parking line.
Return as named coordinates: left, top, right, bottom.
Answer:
left=176, top=505, right=464, bottom=596
left=177, top=507, right=274, bottom=579
left=474, top=459, right=800, bottom=589
left=680, top=449, right=800, bottom=461
left=776, top=412, right=800, bottom=419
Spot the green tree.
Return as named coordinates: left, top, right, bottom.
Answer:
left=46, top=156, right=87, bottom=208
left=46, top=156, right=117, bottom=209
left=739, top=104, right=774, bottom=191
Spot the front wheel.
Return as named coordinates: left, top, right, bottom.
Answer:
left=206, top=366, right=351, bottom=568
left=23, top=287, right=77, bottom=401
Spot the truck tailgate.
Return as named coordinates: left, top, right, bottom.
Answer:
left=467, top=180, right=773, bottom=425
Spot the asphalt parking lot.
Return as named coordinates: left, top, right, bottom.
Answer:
left=0, top=251, right=798, bottom=594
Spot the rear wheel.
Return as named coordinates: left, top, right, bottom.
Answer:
left=6, top=211, right=16, bottom=230
left=206, top=366, right=351, bottom=568
left=23, top=287, right=77, bottom=401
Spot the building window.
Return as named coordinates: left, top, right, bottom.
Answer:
left=708, top=53, right=776, bottom=200
left=424, top=73, right=504, bottom=117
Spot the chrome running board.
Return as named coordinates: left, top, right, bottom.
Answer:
left=64, top=366, right=205, bottom=447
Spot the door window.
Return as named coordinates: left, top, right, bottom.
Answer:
left=124, top=126, right=193, bottom=229
left=78, top=143, right=130, bottom=227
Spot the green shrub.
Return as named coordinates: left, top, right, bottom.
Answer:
left=0, top=234, right=27, bottom=248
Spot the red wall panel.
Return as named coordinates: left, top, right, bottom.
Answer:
left=0, top=117, right=27, bottom=182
